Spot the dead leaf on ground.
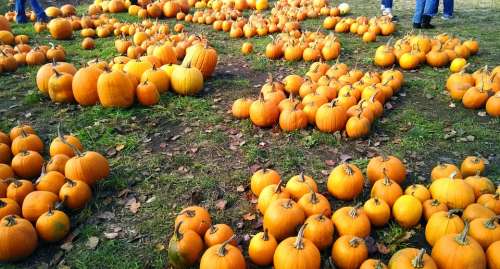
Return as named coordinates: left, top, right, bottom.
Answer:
left=126, top=197, right=141, bottom=214
left=104, top=232, right=119, bottom=240
left=115, top=144, right=125, bottom=151
left=215, top=199, right=227, bottom=210
left=242, top=213, right=256, bottom=221
left=236, top=185, right=245, bottom=192
left=376, top=242, right=390, bottom=254
left=60, top=242, right=73, bottom=251
left=86, top=237, right=99, bottom=250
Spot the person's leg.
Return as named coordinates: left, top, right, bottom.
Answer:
left=443, top=0, right=453, bottom=17
left=381, top=0, right=385, bottom=11
left=29, top=0, right=48, bottom=21
left=15, top=0, right=28, bottom=23
left=422, top=0, right=437, bottom=28
left=413, top=0, right=425, bottom=26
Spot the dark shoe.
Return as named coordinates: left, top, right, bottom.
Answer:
left=413, top=23, right=422, bottom=29
left=37, top=15, right=50, bottom=23
left=391, top=15, right=399, bottom=22
left=16, top=15, right=28, bottom=24
left=422, top=15, right=435, bottom=29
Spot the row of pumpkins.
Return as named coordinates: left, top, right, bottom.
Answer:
left=167, top=154, right=500, bottom=268
left=0, top=124, right=110, bottom=262
left=323, top=15, right=397, bottom=43
left=374, top=33, right=480, bottom=69
left=2, top=5, right=77, bottom=23
left=0, top=41, right=67, bottom=73
left=445, top=65, right=500, bottom=117
left=232, top=61, right=404, bottom=137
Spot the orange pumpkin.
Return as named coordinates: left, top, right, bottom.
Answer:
left=21, top=191, right=59, bottom=222
left=0, top=215, right=38, bottom=262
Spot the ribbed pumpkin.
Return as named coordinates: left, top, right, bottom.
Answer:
left=140, top=66, right=169, bottom=93
left=97, top=69, right=135, bottom=108
left=297, top=191, right=332, bottom=217
left=46, top=154, right=69, bottom=174
left=388, top=248, right=437, bottom=269
left=263, top=199, right=305, bottom=241
left=11, top=151, right=44, bottom=179
left=48, top=69, right=74, bottom=103
left=6, top=179, right=34, bottom=206
left=64, top=145, right=109, bottom=186
left=232, top=98, right=253, bottom=119
left=0, top=215, right=38, bottom=262
left=250, top=168, right=281, bottom=196
left=367, top=155, right=406, bottom=184
left=35, top=209, right=70, bottom=242
left=315, top=99, right=347, bottom=132
left=363, top=197, right=390, bottom=227
left=59, top=179, right=92, bottom=210
left=392, top=195, right=422, bottom=228
left=153, top=45, right=177, bottom=66
left=49, top=125, right=83, bottom=158
left=72, top=65, right=103, bottom=106
left=332, top=205, right=371, bottom=238
left=331, top=235, right=368, bottom=269
left=174, top=206, right=212, bottom=236
left=370, top=173, right=403, bottom=207
left=21, top=191, right=58, bottom=222
left=204, top=224, right=236, bottom=247
left=327, top=163, right=364, bottom=200
left=36, top=61, right=77, bottom=94
left=285, top=172, right=318, bottom=200
left=302, top=213, right=334, bottom=251
left=0, top=198, right=21, bottom=220
left=35, top=168, right=65, bottom=195
left=279, top=105, right=308, bottom=131
left=273, top=224, right=321, bottom=269
left=429, top=173, right=475, bottom=209
left=168, top=221, right=204, bottom=268
left=422, top=199, right=448, bottom=221
left=48, top=18, right=73, bottom=40
left=170, top=63, right=204, bottom=96
left=477, top=193, right=500, bottom=214
left=199, top=238, right=246, bottom=269
left=10, top=130, right=44, bottom=155
left=431, top=223, right=486, bottom=269
left=486, top=241, right=500, bottom=269
left=404, top=184, right=431, bottom=202
left=461, top=156, right=485, bottom=178
left=248, top=229, right=277, bottom=266
left=257, top=181, right=291, bottom=214
left=463, top=203, right=496, bottom=222
left=469, top=216, right=500, bottom=249
left=182, top=43, right=218, bottom=78
left=431, top=163, right=462, bottom=181
left=464, top=173, right=495, bottom=199
left=425, top=210, right=464, bottom=246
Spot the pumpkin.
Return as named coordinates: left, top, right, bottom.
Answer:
left=273, top=223, right=321, bottom=269
left=332, top=205, right=371, bottom=238
left=48, top=18, right=73, bottom=40
left=464, top=173, right=495, bottom=198
left=462, top=86, right=489, bottom=109
left=174, top=206, right=212, bottom=236
left=170, top=63, right=204, bottom=96
left=315, top=99, right=347, bottom=132
left=168, top=221, right=204, bottom=268
left=279, top=105, right=308, bottom=131
left=10, top=130, right=43, bottom=155
left=0, top=143, right=10, bottom=164
left=250, top=168, right=281, bottom=196
left=431, top=163, right=462, bottom=181
left=49, top=125, right=83, bottom=158
left=36, top=61, right=77, bottom=94
left=199, top=238, right=246, bottom=269
left=388, top=248, right=437, bottom=269
left=392, top=195, right=422, bottom=228
left=331, top=235, right=368, bottom=269
left=486, top=241, right=500, bottom=269
left=327, top=163, right=364, bottom=200
left=11, top=151, right=43, bottom=179
left=461, top=156, right=485, bottom=177
left=363, top=197, right=390, bottom=227
left=425, top=210, right=464, bottom=246
left=64, top=146, right=109, bottom=186
left=153, top=45, right=177, bottom=66
left=72, top=65, right=103, bottom=106
left=136, top=80, right=160, bottom=106
left=232, top=98, right=254, bottom=119
left=361, top=259, right=388, bottom=269
left=96, top=69, right=135, bottom=107
left=431, top=223, right=487, bottom=269
left=257, top=181, right=290, bottom=214
left=182, top=43, right=218, bottom=78
left=35, top=209, right=70, bottom=242
left=204, top=224, right=236, bottom=247
left=46, top=154, right=69, bottom=174
left=404, top=184, right=431, bottom=202
left=263, top=199, right=305, bottom=241
left=59, top=179, right=92, bottom=210
left=81, top=38, right=95, bottom=50
left=367, top=155, right=406, bottom=184
left=248, top=229, right=277, bottom=266
left=6, top=179, right=34, bottom=206
left=0, top=131, right=10, bottom=145
left=285, top=172, right=318, bottom=200
left=35, top=167, right=65, bottom=195
left=477, top=193, right=500, bottom=214
left=21, top=191, right=58, bottom=222
left=0, top=215, right=38, bottom=262
left=0, top=198, right=21, bottom=220
left=370, top=174, right=403, bottom=207
left=301, top=213, right=334, bottom=251
left=422, top=199, right=448, bottom=221
left=298, top=191, right=331, bottom=217
left=48, top=69, right=74, bottom=103
left=0, top=15, right=11, bottom=32
left=429, top=173, right=475, bottom=209
left=463, top=203, right=496, bottom=222
left=46, top=44, right=65, bottom=62
left=486, top=93, right=500, bottom=117
left=469, top=216, right=500, bottom=249
left=141, top=66, right=169, bottom=93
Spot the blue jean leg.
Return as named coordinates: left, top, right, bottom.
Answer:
left=15, top=0, right=28, bottom=22
left=443, top=0, right=453, bottom=16
left=383, top=0, right=393, bottom=9
left=29, top=0, right=48, bottom=20
left=413, top=0, right=438, bottom=23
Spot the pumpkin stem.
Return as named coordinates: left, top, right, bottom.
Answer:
left=179, top=209, right=196, bottom=218
left=274, top=180, right=284, bottom=194
left=447, top=209, right=462, bottom=218
left=258, top=91, right=265, bottom=102
left=293, top=223, right=307, bottom=250
left=309, top=190, right=318, bottom=204
left=411, top=248, right=426, bottom=268
left=298, top=171, right=306, bottom=182
left=58, top=129, right=83, bottom=157
left=382, top=169, right=392, bottom=185
left=375, top=260, right=385, bottom=269
left=283, top=199, right=293, bottom=209
left=430, top=199, right=440, bottom=206
left=484, top=216, right=499, bottom=229
left=174, top=221, right=184, bottom=240
left=0, top=199, right=6, bottom=208
left=455, top=221, right=470, bottom=245
left=52, top=67, right=62, bottom=77
left=209, top=225, right=219, bottom=234
left=449, top=171, right=457, bottom=179
left=348, top=237, right=361, bottom=247
left=343, top=163, right=354, bottom=176
left=217, top=235, right=235, bottom=257
left=349, top=204, right=361, bottom=218
left=373, top=197, right=381, bottom=205
left=262, top=228, right=269, bottom=241
left=3, top=215, right=17, bottom=226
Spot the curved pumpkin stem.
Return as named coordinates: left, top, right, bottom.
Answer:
left=0, top=199, right=6, bottom=208
left=447, top=209, right=462, bottom=218
left=58, top=128, right=83, bottom=157
left=217, top=235, right=235, bottom=257
left=343, top=163, right=354, bottom=176
left=348, top=236, right=361, bottom=247
left=298, top=171, right=306, bottom=182
left=3, top=215, right=17, bottom=226
left=208, top=224, right=219, bottom=234
left=411, top=248, right=426, bottom=268
left=174, top=221, right=184, bottom=240
left=293, top=223, right=307, bottom=250
left=261, top=228, right=269, bottom=241
left=349, top=203, right=362, bottom=218
left=274, top=180, right=285, bottom=194
left=483, top=216, right=499, bottom=229
left=455, top=221, right=470, bottom=245
left=430, top=199, right=441, bottom=207
left=179, top=209, right=196, bottom=218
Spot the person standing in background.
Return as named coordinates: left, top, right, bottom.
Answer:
left=430, top=0, right=454, bottom=19
left=380, top=0, right=399, bottom=21
left=413, top=0, right=438, bottom=29
left=15, top=0, right=49, bottom=23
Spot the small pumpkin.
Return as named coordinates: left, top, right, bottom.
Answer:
left=388, top=248, right=437, bottom=269
left=64, top=146, right=109, bottom=186
left=248, top=229, right=277, bottom=266
left=461, top=156, right=485, bottom=177
left=404, top=184, right=431, bottom=202
left=257, top=181, right=291, bottom=214
left=48, top=18, right=73, bottom=40
left=72, top=64, right=103, bottom=106
left=35, top=166, right=65, bottom=195
left=462, top=203, right=496, bottom=222
left=21, top=190, right=59, bottom=222
left=232, top=98, right=253, bottom=119
left=250, top=168, right=281, bottom=196
left=469, top=216, right=500, bottom=249
left=464, top=173, right=495, bottom=199
left=429, top=172, right=475, bottom=209
left=361, top=259, right=388, bottom=269
left=170, top=63, right=204, bottom=96
left=11, top=151, right=43, bottom=179
left=0, top=198, right=21, bottom=220
left=35, top=209, right=70, bottom=242
left=249, top=93, right=280, bottom=127
left=199, top=237, right=246, bottom=269
left=97, top=69, right=135, bottom=108
left=477, top=193, right=500, bottom=214
left=297, top=190, right=332, bottom=217
left=315, top=99, right=347, bottom=133
left=422, top=199, right=448, bottom=221
left=263, top=199, right=305, bottom=241
left=370, top=172, right=403, bottom=207
left=425, top=210, right=465, bottom=246
left=363, top=197, right=391, bottom=227
left=285, top=172, right=318, bottom=200
left=327, top=163, right=364, bottom=200
left=174, top=206, right=212, bottom=236
left=10, top=130, right=44, bottom=156
left=331, top=205, right=371, bottom=238
left=303, top=213, right=334, bottom=250
left=431, top=163, right=462, bottom=181
left=273, top=223, right=321, bottom=269
left=367, top=155, right=406, bottom=184
left=392, top=195, right=422, bottom=228
left=0, top=215, right=38, bottom=262
left=46, top=154, right=69, bottom=174
left=136, top=80, right=160, bottom=106
left=204, top=224, right=236, bottom=247
left=59, top=179, right=92, bottom=210
left=331, top=235, right=368, bottom=269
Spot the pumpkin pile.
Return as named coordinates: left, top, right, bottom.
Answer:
left=374, top=32, right=480, bottom=69
left=324, top=15, right=397, bottom=43
left=445, top=65, right=500, bottom=117
left=0, top=123, right=110, bottom=262
left=2, top=4, right=77, bottom=23
left=166, top=154, right=500, bottom=268
left=232, top=61, right=404, bottom=138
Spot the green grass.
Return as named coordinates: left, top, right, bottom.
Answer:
left=1, top=0, right=500, bottom=268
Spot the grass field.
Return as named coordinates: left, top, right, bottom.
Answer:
left=1, top=0, right=499, bottom=268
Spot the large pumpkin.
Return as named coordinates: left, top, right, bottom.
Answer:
left=72, top=65, right=103, bottom=106
left=273, top=224, right=321, bottom=269
left=249, top=93, right=280, bottom=127
left=0, top=215, right=38, bottom=262
left=263, top=199, right=305, bottom=241
left=250, top=168, right=281, bottom=196
left=425, top=210, right=464, bottom=246
left=182, top=42, right=218, bottom=78
left=35, top=209, right=70, bottom=242
left=429, top=173, right=475, bottom=209
left=48, top=18, right=73, bottom=40
left=170, top=64, right=204, bottom=96
left=36, top=61, right=77, bottom=94
left=65, top=149, right=109, bottom=186
left=97, top=69, right=135, bottom=108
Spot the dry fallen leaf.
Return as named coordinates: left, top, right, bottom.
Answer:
left=242, top=213, right=256, bottom=221
left=104, top=232, right=119, bottom=240
left=115, top=144, right=125, bottom=151
left=126, top=197, right=141, bottom=214
left=215, top=199, right=227, bottom=210
left=236, top=185, right=245, bottom=192
left=376, top=242, right=390, bottom=254
left=86, top=237, right=99, bottom=250
left=60, top=242, right=73, bottom=251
